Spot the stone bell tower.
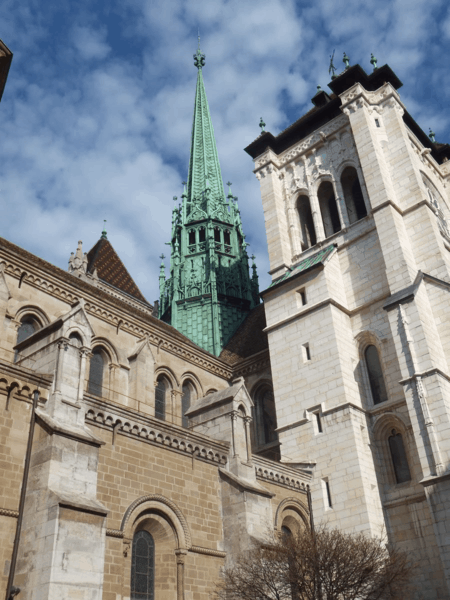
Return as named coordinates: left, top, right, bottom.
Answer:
left=158, top=40, right=259, bottom=356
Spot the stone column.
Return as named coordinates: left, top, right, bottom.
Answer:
left=175, top=549, right=188, bottom=600
left=77, top=348, right=89, bottom=403
left=333, top=176, right=350, bottom=228
left=230, top=410, right=238, bottom=457
left=54, top=339, right=68, bottom=394
left=308, top=188, right=325, bottom=242
left=244, top=416, right=253, bottom=464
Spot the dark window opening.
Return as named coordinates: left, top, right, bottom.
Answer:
left=365, top=345, right=388, bottom=405
left=375, top=119, right=380, bottom=128
left=299, top=289, right=307, bottom=305
left=182, top=381, right=195, bottom=428
left=315, top=412, right=323, bottom=433
left=155, top=378, right=167, bottom=420
left=341, top=167, right=367, bottom=223
left=16, top=317, right=38, bottom=346
left=325, top=480, right=332, bottom=507
left=224, top=230, right=231, bottom=245
left=388, top=429, right=411, bottom=484
left=199, top=227, right=206, bottom=242
left=254, top=386, right=278, bottom=446
left=188, top=230, right=196, bottom=245
left=318, top=181, right=341, bottom=237
left=131, top=530, right=155, bottom=600
left=88, top=349, right=104, bottom=396
left=297, top=195, right=316, bottom=250
left=214, top=227, right=221, bottom=243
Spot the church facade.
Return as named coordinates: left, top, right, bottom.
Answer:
left=1, top=37, right=450, bottom=600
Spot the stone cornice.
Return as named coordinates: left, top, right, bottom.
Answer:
left=253, top=455, right=311, bottom=488
left=0, top=238, right=232, bottom=380
left=0, top=358, right=53, bottom=395
left=85, top=397, right=230, bottom=466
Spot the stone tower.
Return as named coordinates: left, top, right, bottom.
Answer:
left=159, top=41, right=259, bottom=356
left=246, top=58, right=450, bottom=598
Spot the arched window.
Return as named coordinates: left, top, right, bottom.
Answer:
left=16, top=317, right=38, bottom=345
left=341, top=167, right=367, bottom=224
left=131, top=530, right=155, bottom=600
left=188, top=230, right=196, bottom=246
left=388, top=429, right=411, bottom=484
left=297, top=195, right=316, bottom=251
left=318, top=181, right=341, bottom=237
left=88, top=348, right=105, bottom=397
left=224, top=230, right=231, bottom=245
left=254, top=385, right=278, bottom=446
left=365, top=345, right=388, bottom=405
left=69, top=332, right=82, bottom=347
left=15, top=316, right=40, bottom=362
left=181, top=380, right=196, bottom=428
left=155, top=377, right=169, bottom=420
left=199, top=227, right=206, bottom=242
left=214, top=227, right=221, bottom=243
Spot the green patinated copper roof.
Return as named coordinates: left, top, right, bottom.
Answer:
left=264, top=245, right=336, bottom=293
left=158, top=41, right=259, bottom=356
left=187, top=42, right=225, bottom=205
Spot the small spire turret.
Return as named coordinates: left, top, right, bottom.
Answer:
left=101, top=220, right=107, bottom=239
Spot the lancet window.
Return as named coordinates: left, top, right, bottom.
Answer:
left=297, top=195, right=316, bottom=251
left=88, top=348, right=106, bottom=397
left=341, top=167, right=367, bottom=224
left=130, top=530, right=155, bottom=600
left=14, top=315, right=41, bottom=362
left=364, top=345, right=388, bottom=405
left=188, top=229, right=196, bottom=246
left=318, top=181, right=341, bottom=237
left=253, top=384, right=278, bottom=447
left=388, top=429, right=411, bottom=484
left=181, top=380, right=196, bottom=428
left=155, top=376, right=169, bottom=420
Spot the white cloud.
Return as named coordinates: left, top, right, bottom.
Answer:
left=0, top=0, right=449, bottom=305
left=72, top=26, right=111, bottom=61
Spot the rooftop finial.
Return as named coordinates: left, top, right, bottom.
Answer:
left=101, top=220, right=107, bottom=239
left=429, top=128, right=436, bottom=143
left=259, top=117, right=266, bottom=132
left=343, top=52, right=350, bottom=69
left=370, top=53, right=378, bottom=71
left=329, top=49, right=337, bottom=79
left=194, top=33, right=205, bottom=69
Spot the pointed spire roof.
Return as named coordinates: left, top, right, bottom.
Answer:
left=86, top=237, right=148, bottom=304
left=187, top=38, right=225, bottom=203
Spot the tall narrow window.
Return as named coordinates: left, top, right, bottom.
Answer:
left=214, top=227, right=221, bottom=243
left=88, top=349, right=104, bottom=396
left=223, top=230, right=231, bottom=245
left=188, top=230, right=196, bottom=245
left=181, top=380, right=196, bottom=428
left=365, top=345, right=388, bottom=405
left=341, top=167, right=367, bottom=224
left=155, top=378, right=167, bottom=420
left=297, top=195, right=316, bottom=251
left=318, top=181, right=341, bottom=237
left=199, top=227, right=206, bottom=242
left=388, top=429, right=411, bottom=484
left=15, top=316, right=39, bottom=362
left=131, top=531, right=155, bottom=600
left=254, top=386, right=278, bottom=446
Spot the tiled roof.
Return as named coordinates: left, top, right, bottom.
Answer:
left=86, top=238, right=148, bottom=305
left=219, top=303, right=268, bottom=366
left=263, top=244, right=336, bottom=293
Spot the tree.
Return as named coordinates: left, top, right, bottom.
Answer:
left=215, top=525, right=415, bottom=600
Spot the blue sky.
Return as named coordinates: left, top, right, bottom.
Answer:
left=1, top=0, right=450, bottom=303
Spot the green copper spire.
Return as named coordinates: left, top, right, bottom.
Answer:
left=187, top=37, right=226, bottom=209
left=158, top=42, right=259, bottom=356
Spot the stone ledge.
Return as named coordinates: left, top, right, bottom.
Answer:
left=37, top=408, right=105, bottom=447
left=219, top=467, right=275, bottom=498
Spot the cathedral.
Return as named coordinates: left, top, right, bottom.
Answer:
left=1, top=36, right=450, bottom=600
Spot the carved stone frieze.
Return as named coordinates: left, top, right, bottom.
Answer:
left=85, top=404, right=229, bottom=466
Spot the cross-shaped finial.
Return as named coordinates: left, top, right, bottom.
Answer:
left=173, top=196, right=178, bottom=202
left=101, top=220, right=107, bottom=239
left=182, top=181, right=187, bottom=186
left=259, top=117, right=266, bottom=132
left=226, top=181, right=232, bottom=187
left=159, top=253, right=165, bottom=261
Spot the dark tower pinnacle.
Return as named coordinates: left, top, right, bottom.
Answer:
left=158, top=40, right=259, bottom=356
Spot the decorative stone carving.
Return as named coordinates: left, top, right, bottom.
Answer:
left=68, top=241, right=88, bottom=276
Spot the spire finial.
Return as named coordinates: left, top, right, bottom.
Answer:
left=343, top=52, right=350, bottom=69
left=101, top=220, right=107, bottom=239
left=370, top=53, right=378, bottom=71
left=329, top=49, right=337, bottom=79
left=429, top=128, right=436, bottom=143
left=194, top=34, right=205, bottom=69
left=259, top=117, right=266, bottom=132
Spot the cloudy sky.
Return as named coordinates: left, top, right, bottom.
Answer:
left=2, top=0, right=450, bottom=303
